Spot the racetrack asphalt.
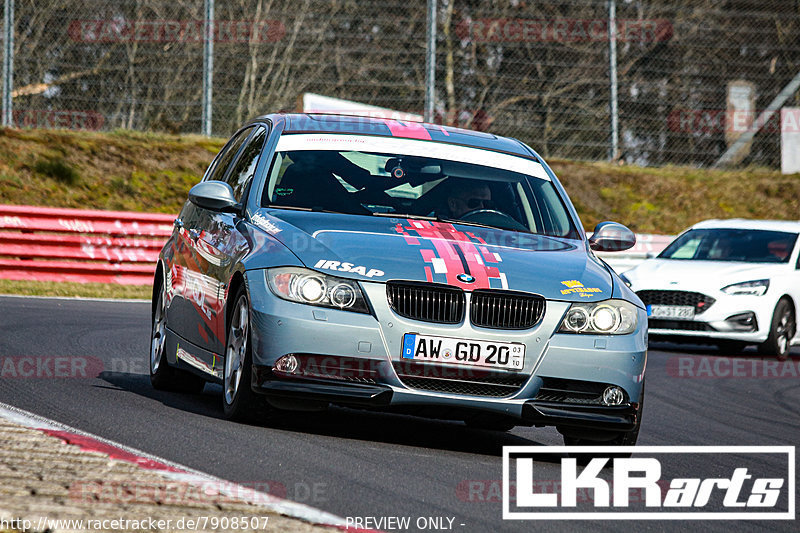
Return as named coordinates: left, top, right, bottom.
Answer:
left=0, top=295, right=797, bottom=532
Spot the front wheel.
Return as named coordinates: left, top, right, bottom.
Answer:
left=222, top=287, right=269, bottom=421
left=759, top=299, right=795, bottom=361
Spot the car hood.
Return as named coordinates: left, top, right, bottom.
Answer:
left=625, top=258, right=778, bottom=291
left=250, top=209, right=614, bottom=301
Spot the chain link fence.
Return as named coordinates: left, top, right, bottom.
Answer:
left=2, top=0, right=799, bottom=168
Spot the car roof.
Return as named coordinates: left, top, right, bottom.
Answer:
left=256, top=113, right=537, bottom=159
left=691, top=219, right=800, bottom=233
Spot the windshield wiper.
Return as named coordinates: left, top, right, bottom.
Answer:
left=370, top=212, right=439, bottom=221
left=266, top=205, right=354, bottom=215
left=372, top=211, right=511, bottom=231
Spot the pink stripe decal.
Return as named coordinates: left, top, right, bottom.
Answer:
left=383, top=120, right=432, bottom=140
left=394, top=220, right=505, bottom=289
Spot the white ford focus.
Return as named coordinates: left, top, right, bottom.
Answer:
left=622, top=219, right=800, bottom=359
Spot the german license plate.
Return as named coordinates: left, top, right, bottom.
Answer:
left=648, top=304, right=695, bottom=319
left=401, top=333, right=524, bottom=370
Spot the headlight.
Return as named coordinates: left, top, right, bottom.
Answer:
left=721, top=279, right=769, bottom=296
left=559, top=299, right=638, bottom=335
left=266, top=267, right=370, bottom=313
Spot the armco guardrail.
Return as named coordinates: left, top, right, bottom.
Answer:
left=0, top=204, right=174, bottom=285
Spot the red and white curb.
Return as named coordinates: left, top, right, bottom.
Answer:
left=0, top=401, right=366, bottom=531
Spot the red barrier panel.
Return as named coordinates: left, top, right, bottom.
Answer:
left=0, top=204, right=677, bottom=287
left=0, top=204, right=174, bottom=285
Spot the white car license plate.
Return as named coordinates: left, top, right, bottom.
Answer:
left=401, top=334, right=524, bottom=370
left=648, top=305, right=695, bottom=319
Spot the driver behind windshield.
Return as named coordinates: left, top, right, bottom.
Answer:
left=437, top=179, right=494, bottom=219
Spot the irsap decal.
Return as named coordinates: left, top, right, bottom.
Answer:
left=314, top=260, right=384, bottom=278
left=560, top=280, right=602, bottom=297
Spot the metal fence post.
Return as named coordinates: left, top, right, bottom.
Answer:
left=2, top=0, right=14, bottom=127
left=608, top=0, right=619, bottom=161
left=424, top=0, right=437, bottom=123
left=201, top=0, right=214, bottom=136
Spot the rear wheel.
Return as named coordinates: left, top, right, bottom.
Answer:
left=149, top=281, right=205, bottom=393
left=222, top=287, right=270, bottom=421
left=759, top=299, right=795, bottom=361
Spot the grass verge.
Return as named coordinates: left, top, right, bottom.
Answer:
left=0, top=279, right=151, bottom=300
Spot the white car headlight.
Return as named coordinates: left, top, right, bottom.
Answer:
left=266, top=267, right=370, bottom=313
left=559, top=299, right=638, bottom=335
left=721, top=279, right=769, bottom=296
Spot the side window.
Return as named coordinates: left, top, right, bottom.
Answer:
left=796, top=246, right=800, bottom=269
left=224, top=126, right=267, bottom=203
left=205, top=127, right=254, bottom=183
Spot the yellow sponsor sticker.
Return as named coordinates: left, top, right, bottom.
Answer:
left=560, top=279, right=602, bottom=297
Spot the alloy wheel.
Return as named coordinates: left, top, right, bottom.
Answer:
left=224, top=296, right=249, bottom=405
left=150, top=288, right=167, bottom=374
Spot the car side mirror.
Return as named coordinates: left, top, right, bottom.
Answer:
left=589, top=221, right=636, bottom=252
left=188, top=181, right=239, bottom=213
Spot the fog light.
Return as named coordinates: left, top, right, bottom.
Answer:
left=274, top=354, right=298, bottom=374
left=602, top=386, right=624, bottom=406
left=725, top=312, right=757, bottom=332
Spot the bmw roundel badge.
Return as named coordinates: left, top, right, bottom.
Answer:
left=457, top=273, right=475, bottom=283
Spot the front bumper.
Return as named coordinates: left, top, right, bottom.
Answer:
left=251, top=366, right=640, bottom=431
left=252, top=367, right=394, bottom=407
left=645, top=292, right=777, bottom=343
left=245, top=270, right=647, bottom=431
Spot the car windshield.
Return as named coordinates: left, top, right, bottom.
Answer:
left=261, top=146, right=579, bottom=238
left=658, top=228, right=798, bottom=263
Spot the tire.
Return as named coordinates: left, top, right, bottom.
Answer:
left=222, top=286, right=270, bottom=422
left=758, top=299, right=795, bottom=361
left=563, top=381, right=644, bottom=449
left=149, top=280, right=206, bottom=393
